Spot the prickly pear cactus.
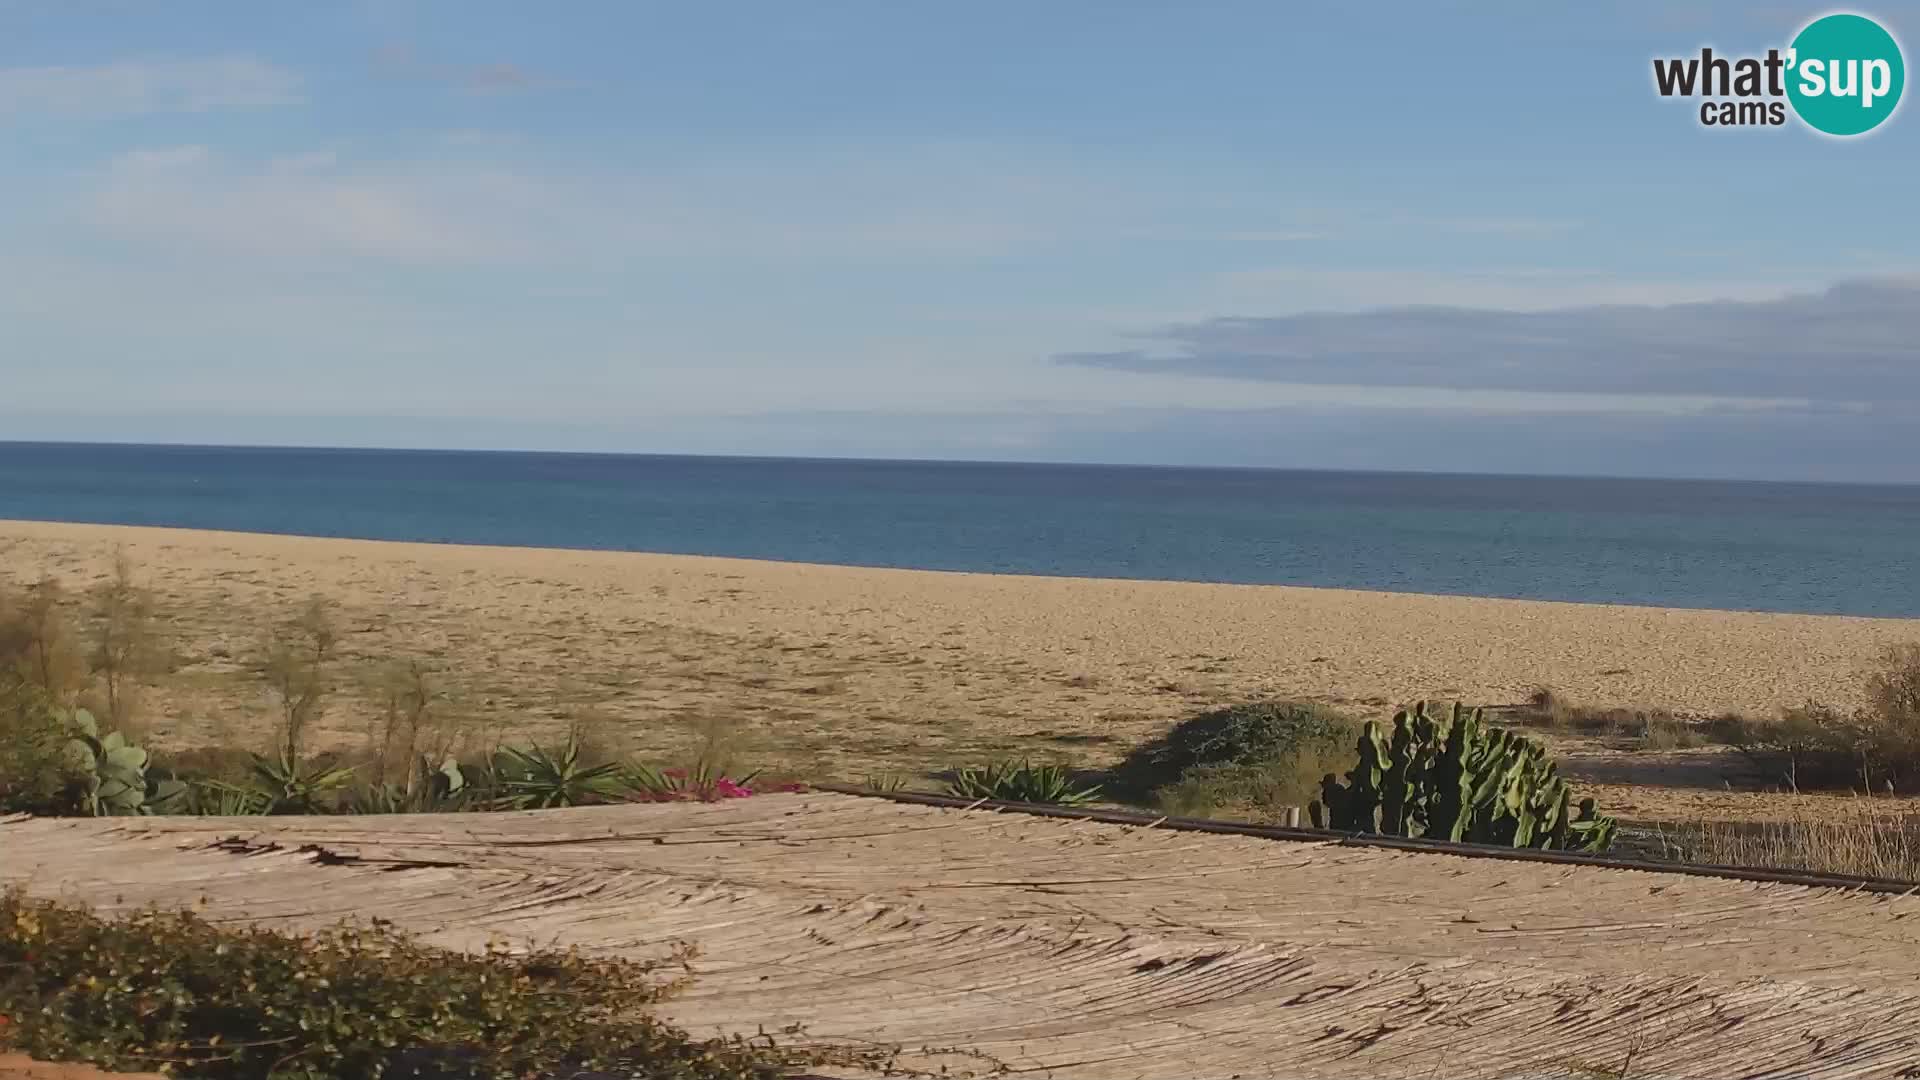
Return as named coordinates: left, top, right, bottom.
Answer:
left=1308, top=701, right=1617, bottom=852
left=62, top=708, right=157, bottom=816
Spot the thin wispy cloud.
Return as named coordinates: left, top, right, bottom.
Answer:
left=83, top=147, right=502, bottom=262
left=64, top=142, right=1137, bottom=265
left=0, top=57, right=301, bottom=116
left=1058, top=278, right=1920, bottom=404
left=371, top=45, right=547, bottom=94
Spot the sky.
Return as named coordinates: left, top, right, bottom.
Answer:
left=1, top=1, right=1917, bottom=482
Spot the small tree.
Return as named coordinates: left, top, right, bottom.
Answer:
left=0, top=577, right=84, bottom=701
left=260, top=596, right=338, bottom=763
left=87, top=552, right=160, bottom=730
left=369, top=659, right=441, bottom=786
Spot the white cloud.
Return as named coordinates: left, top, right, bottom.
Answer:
left=85, top=147, right=504, bottom=261
left=0, top=57, right=302, bottom=116
left=65, top=141, right=1118, bottom=265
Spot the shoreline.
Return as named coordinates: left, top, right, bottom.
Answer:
left=4, top=518, right=1917, bottom=784
left=2, top=515, right=1910, bottom=623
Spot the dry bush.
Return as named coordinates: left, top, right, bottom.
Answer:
left=0, top=577, right=84, bottom=701
left=1658, top=801, right=1920, bottom=882
left=686, top=714, right=758, bottom=778
left=84, top=552, right=162, bottom=731
left=1729, top=646, right=1920, bottom=793
left=364, top=659, right=463, bottom=785
left=258, top=595, right=338, bottom=762
left=1515, top=687, right=1735, bottom=751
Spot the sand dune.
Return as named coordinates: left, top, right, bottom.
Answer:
left=3, top=519, right=1917, bottom=786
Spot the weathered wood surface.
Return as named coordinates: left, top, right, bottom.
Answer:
left=6, top=794, right=1920, bottom=1078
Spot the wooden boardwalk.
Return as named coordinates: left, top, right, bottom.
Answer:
left=7, top=793, right=1920, bottom=1078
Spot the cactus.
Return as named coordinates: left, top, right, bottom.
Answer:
left=61, top=708, right=155, bottom=816
left=1309, top=701, right=1617, bottom=853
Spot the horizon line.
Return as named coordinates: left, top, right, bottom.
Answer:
left=2, top=437, right=1916, bottom=491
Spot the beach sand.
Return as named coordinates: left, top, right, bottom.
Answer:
left=4, top=519, right=1917, bottom=814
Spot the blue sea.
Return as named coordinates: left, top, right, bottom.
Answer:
left=2, top=441, right=1918, bottom=618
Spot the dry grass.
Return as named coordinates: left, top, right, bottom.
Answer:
left=1516, top=687, right=1746, bottom=751
left=1658, top=801, right=1920, bottom=881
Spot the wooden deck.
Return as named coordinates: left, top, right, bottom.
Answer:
left=7, top=793, right=1920, bottom=1078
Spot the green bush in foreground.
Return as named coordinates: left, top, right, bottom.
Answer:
left=1109, top=701, right=1357, bottom=820
left=0, top=684, right=76, bottom=815
left=0, top=888, right=831, bottom=1080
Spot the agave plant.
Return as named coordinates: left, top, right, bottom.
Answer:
left=350, top=754, right=469, bottom=814
left=861, top=772, right=909, bottom=794
left=487, top=738, right=622, bottom=809
left=945, top=758, right=1103, bottom=806
left=249, top=750, right=358, bottom=815
left=618, top=760, right=761, bottom=802
left=181, top=779, right=273, bottom=816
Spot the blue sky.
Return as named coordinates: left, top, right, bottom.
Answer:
left=2, top=1, right=1917, bottom=481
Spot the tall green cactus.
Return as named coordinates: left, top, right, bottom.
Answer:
left=1308, top=701, right=1617, bottom=853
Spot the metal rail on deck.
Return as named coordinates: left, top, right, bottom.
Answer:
left=810, top=783, right=1920, bottom=897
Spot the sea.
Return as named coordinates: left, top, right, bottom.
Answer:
left=1, top=441, right=1917, bottom=619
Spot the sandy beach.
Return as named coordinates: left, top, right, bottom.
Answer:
left=4, top=518, right=1917, bottom=792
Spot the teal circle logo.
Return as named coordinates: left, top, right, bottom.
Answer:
left=1787, top=13, right=1905, bottom=136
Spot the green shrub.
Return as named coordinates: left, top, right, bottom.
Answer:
left=59, top=707, right=187, bottom=816
left=620, top=762, right=761, bottom=803
left=0, top=888, right=834, bottom=1080
left=861, top=772, right=909, bottom=794
left=1109, top=701, right=1356, bottom=820
left=151, top=745, right=260, bottom=788
left=945, top=758, right=1102, bottom=805
left=486, top=737, right=623, bottom=809
left=350, top=754, right=471, bottom=814
left=247, top=749, right=360, bottom=815
left=0, top=683, right=79, bottom=815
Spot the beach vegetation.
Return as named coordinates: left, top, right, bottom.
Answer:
left=621, top=760, right=767, bottom=802
left=1516, top=688, right=1744, bottom=751
left=1311, top=702, right=1618, bottom=852
left=0, top=577, right=86, bottom=705
left=0, top=684, right=82, bottom=815
left=1658, top=800, right=1920, bottom=881
left=1721, top=645, right=1920, bottom=793
left=350, top=753, right=472, bottom=814
left=86, top=553, right=161, bottom=731
left=246, top=748, right=361, bottom=815
left=260, top=596, right=339, bottom=766
left=860, top=771, right=909, bottom=793
left=485, top=736, right=625, bottom=809
left=945, top=758, right=1103, bottom=805
left=1108, top=700, right=1356, bottom=821
left=58, top=706, right=173, bottom=817
left=0, top=887, right=859, bottom=1080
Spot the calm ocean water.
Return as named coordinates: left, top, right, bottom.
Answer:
left=2, top=441, right=1918, bottom=618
